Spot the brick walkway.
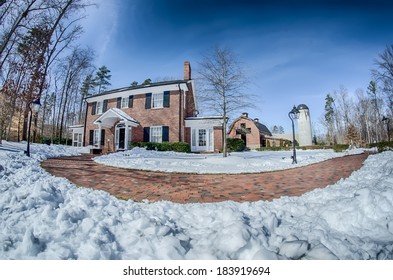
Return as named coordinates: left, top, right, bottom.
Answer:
left=41, top=153, right=369, bottom=204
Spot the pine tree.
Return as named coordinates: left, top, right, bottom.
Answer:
left=94, top=65, right=111, bottom=93
left=324, top=94, right=335, bottom=144
left=345, top=123, right=360, bottom=148
left=142, top=78, right=151, bottom=85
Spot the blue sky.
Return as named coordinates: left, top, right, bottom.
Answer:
left=80, top=0, right=393, bottom=133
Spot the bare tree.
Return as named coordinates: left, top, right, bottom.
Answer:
left=373, top=44, right=393, bottom=117
left=198, top=46, right=253, bottom=157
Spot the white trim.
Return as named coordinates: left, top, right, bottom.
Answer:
left=93, top=108, right=138, bottom=128
left=185, top=117, right=223, bottom=128
left=86, top=83, right=189, bottom=103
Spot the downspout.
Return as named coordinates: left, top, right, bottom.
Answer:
left=178, top=84, right=183, bottom=142
left=83, top=99, right=88, bottom=147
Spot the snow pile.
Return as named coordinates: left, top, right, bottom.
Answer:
left=0, top=143, right=392, bottom=259
left=93, top=147, right=366, bottom=174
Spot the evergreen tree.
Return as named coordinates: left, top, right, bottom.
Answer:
left=131, top=81, right=138, bottom=87
left=142, top=78, right=151, bottom=85
left=345, top=123, right=360, bottom=148
left=94, top=65, right=111, bottom=93
left=324, top=94, right=335, bottom=144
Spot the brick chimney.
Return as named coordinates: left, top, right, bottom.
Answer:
left=184, top=61, right=191, bottom=80
left=242, top=112, right=249, bottom=118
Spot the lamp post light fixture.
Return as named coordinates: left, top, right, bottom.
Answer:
left=288, top=105, right=300, bottom=164
left=382, top=116, right=390, bottom=142
left=26, top=98, right=41, bottom=157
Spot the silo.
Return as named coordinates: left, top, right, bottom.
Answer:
left=297, top=104, right=312, bottom=146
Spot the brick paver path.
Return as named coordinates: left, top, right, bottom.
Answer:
left=41, top=153, right=369, bottom=203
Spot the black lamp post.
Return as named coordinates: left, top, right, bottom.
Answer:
left=26, top=98, right=41, bottom=157
left=382, top=116, right=390, bottom=142
left=288, top=105, right=300, bottom=164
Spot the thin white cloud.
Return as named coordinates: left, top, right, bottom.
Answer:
left=80, top=0, right=121, bottom=66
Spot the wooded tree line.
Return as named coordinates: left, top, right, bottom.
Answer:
left=322, top=44, right=393, bottom=146
left=0, top=0, right=111, bottom=144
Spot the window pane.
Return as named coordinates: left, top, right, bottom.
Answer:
left=152, top=93, right=163, bottom=108
left=150, top=126, right=162, bottom=143
left=199, top=129, right=206, bottom=146
left=122, top=97, right=128, bottom=108
left=93, top=129, right=99, bottom=146
left=97, top=101, right=103, bottom=114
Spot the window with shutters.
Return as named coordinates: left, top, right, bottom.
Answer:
left=152, top=92, right=163, bottom=108
left=150, top=126, right=162, bottom=143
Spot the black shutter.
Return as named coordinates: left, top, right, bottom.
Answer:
left=145, top=93, right=152, bottom=109
left=162, top=126, right=169, bottom=142
left=116, top=97, right=121, bottom=108
left=101, top=129, right=105, bottom=146
left=89, top=130, right=94, bottom=145
left=143, top=127, right=150, bottom=142
left=128, top=95, right=133, bottom=108
left=163, top=91, right=170, bottom=108
left=103, top=100, right=108, bottom=112
left=91, top=102, right=97, bottom=115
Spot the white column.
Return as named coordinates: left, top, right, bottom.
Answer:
left=124, top=124, right=129, bottom=150
left=97, top=123, right=102, bottom=149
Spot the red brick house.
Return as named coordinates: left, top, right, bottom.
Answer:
left=71, top=62, right=223, bottom=153
left=228, top=112, right=272, bottom=150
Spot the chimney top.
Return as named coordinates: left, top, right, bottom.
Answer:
left=184, top=61, right=191, bottom=80
left=242, top=112, right=249, bottom=118
left=254, top=118, right=259, bottom=123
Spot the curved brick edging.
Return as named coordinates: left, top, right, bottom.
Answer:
left=41, top=153, right=370, bottom=203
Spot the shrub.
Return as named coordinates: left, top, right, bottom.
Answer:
left=257, top=146, right=291, bottom=151
left=332, top=144, right=349, bottom=152
left=129, top=142, right=190, bottom=153
left=368, top=141, right=393, bottom=153
left=226, top=138, right=246, bottom=152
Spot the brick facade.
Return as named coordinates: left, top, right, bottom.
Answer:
left=77, top=61, right=223, bottom=153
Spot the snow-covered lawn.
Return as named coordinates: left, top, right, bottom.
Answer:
left=94, top=147, right=365, bottom=174
left=0, top=141, right=392, bottom=259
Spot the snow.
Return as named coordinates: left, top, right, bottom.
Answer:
left=0, top=141, right=392, bottom=260
left=93, top=147, right=367, bottom=174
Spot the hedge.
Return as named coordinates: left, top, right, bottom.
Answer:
left=129, top=142, right=190, bottom=153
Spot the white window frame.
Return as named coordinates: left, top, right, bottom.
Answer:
left=73, top=133, right=83, bottom=147
left=93, top=129, right=100, bottom=146
left=121, top=97, right=128, bottom=108
left=152, top=92, right=163, bottom=108
left=191, top=128, right=214, bottom=152
left=150, top=126, right=162, bottom=143
left=96, top=101, right=103, bottom=114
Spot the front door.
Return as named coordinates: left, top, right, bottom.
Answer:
left=119, top=128, right=125, bottom=149
left=191, top=128, right=213, bottom=152
left=115, top=126, right=126, bottom=150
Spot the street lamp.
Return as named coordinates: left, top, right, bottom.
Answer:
left=26, top=98, right=41, bottom=157
left=288, top=105, right=300, bottom=164
left=382, top=116, right=390, bottom=142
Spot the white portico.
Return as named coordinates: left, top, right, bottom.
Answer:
left=93, top=108, right=139, bottom=150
